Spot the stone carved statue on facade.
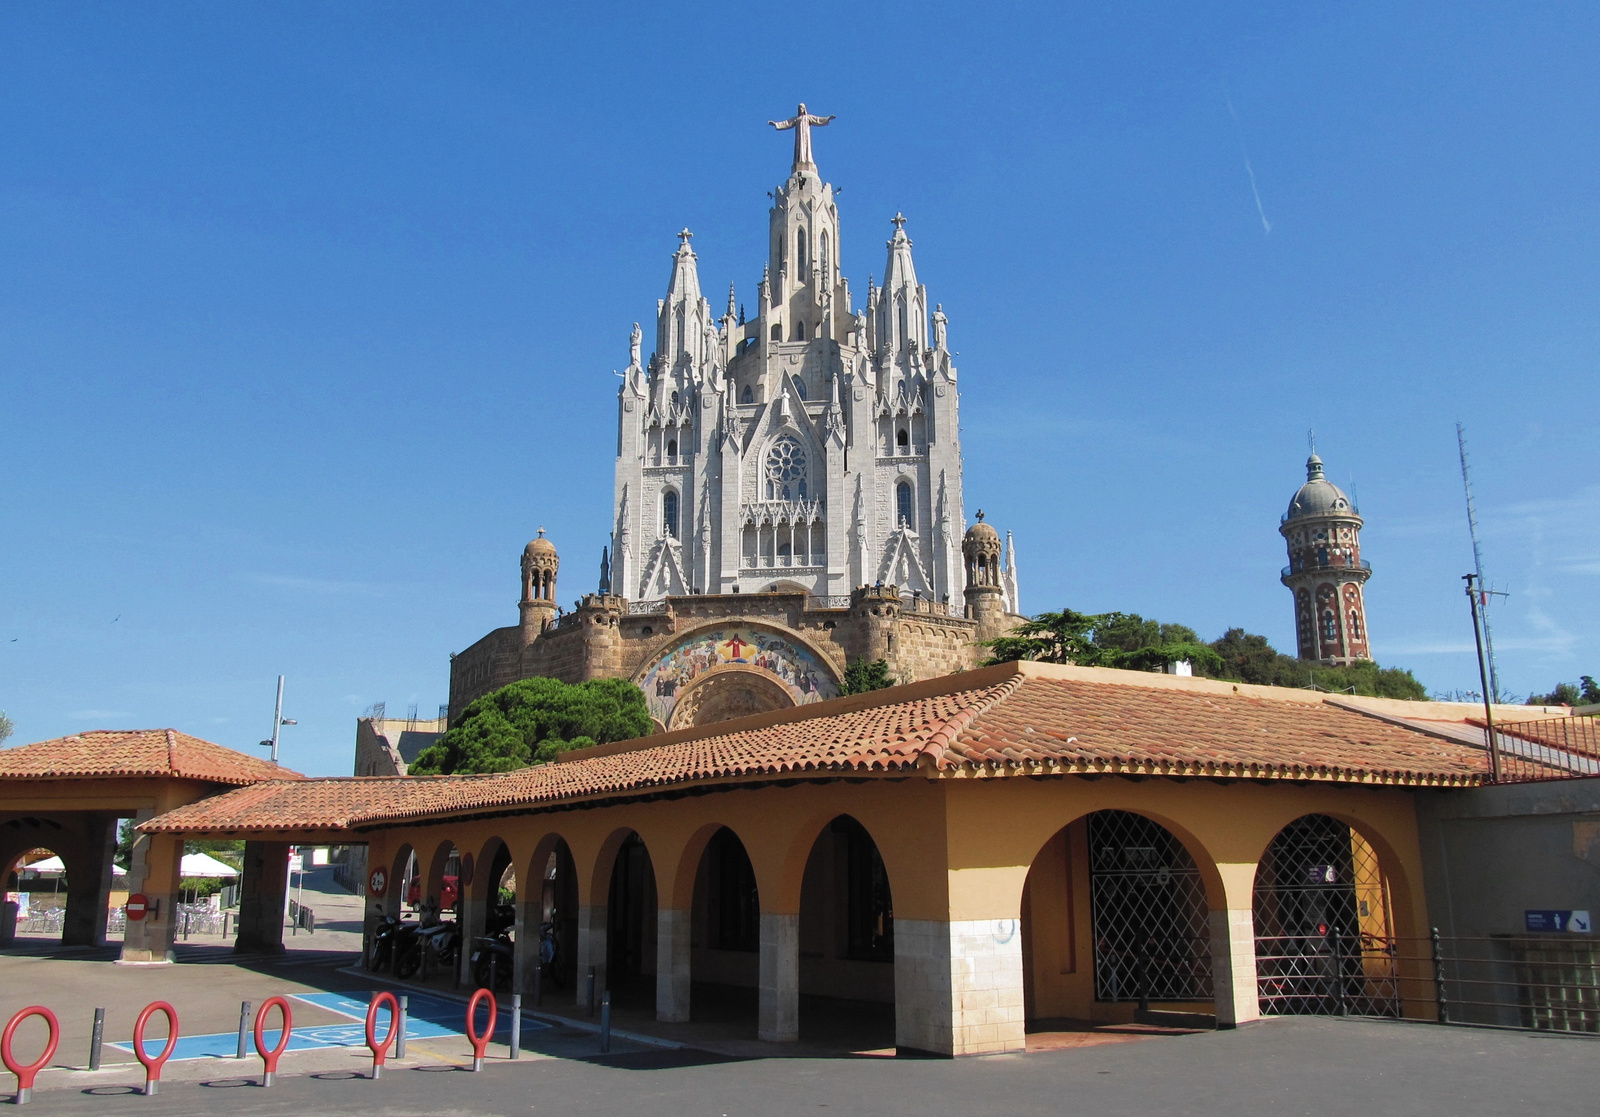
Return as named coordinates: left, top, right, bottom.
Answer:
left=932, top=304, right=948, bottom=352
left=630, top=322, right=642, bottom=368
left=768, top=103, right=834, bottom=170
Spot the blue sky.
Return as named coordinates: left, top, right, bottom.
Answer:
left=2, top=3, right=1596, bottom=776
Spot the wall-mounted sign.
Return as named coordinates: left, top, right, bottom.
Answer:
left=125, top=894, right=149, bottom=922
left=1525, top=909, right=1592, bottom=933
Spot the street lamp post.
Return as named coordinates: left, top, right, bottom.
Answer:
left=259, top=675, right=297, bottom=765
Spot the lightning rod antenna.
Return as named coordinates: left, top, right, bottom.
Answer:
left=1457, top=423, right=1503, bottom=703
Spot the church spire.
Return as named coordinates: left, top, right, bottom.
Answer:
left=878, top=214, right=926, bottom=355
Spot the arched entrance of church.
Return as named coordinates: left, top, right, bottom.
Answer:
left=633, top=622, right=841, bottom=731
left=666, top=668, right=796, bottom=730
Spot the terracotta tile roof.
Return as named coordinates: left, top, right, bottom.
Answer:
left=0, top=730, right=301, bottom=786
left=141, top=663, right=1491, bottom=835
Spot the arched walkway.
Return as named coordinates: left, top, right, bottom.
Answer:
left=2, top=847, right=71, bottom=942
left=605, top=832, right=658, bottom=1011
left=796, top=815, right=896, bottom=1049
left=1021, top=810, right=1213, bottom=1025
left=1253, top=814, right=1400, bottom=1017
left=523, top=837, right=578, bottom=999
left=684, top=826, right=761, bottom=1032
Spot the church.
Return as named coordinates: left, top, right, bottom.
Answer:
left=449, top=106, right=1023, bottom=732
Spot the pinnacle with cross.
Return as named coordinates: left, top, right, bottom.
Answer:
left=891, top=212, right=907, bottom=231
left=678, top=228, right=693, bottom=247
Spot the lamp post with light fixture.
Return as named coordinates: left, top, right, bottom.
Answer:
left=259, top=675, right=297, bottom=765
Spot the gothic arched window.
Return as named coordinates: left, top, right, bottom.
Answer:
left=896, top=294, right=908, bottom=347
left=793, top=320, right=806, bottom=341
left=766, top=437, right=807, bottom=501
left=741, top=384, right=754, bottom=404
left=1349, top=609, right=1363, bottom=640
left=662, top=489, right=679, bottom=539
left=1321, top=610, right=1338, bottom=641
left=820, top=230, right=830, bottom=283
left=793, top=378, right=806, bottom=400
left=797, top=228, right=808, bottom=280
left=771, top=324, right=781, bottom=342
left=897, top=428, right=909, bottom=451
left=896, top=481, right=913, bottom=528
left=666, top=438, right=677, bottom=461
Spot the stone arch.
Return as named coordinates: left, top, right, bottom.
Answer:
left=1249, top=810, right=1421, bottom=1018
left=1018, top=807, right=1227, bottom=1022
left=521, top=832, right=579, bottom=997
left=666, top=665, right=797, bottom=730
left=595, top=829, right=658, bottom=1009
left=792, top=813, right=897, bottom=1046
left=384, top=842, right=417, bottom=918
left=423, top=839, right=461, bottom=917
left=1, top=843, right=72, bottom=944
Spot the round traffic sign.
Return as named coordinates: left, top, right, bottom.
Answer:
left=126, top=893, right=149, bottom=922
left=368, top=867, right=388, bottom=897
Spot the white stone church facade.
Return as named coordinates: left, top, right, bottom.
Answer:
left=447, top=109, right=1023, bottom=731
left=612, top=112, right=1015, bottom=612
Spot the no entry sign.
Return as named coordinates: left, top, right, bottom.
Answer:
left=126, top=893, right=149, bottom=921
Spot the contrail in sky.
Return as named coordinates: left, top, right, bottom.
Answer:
left=1225, top=94, right=1272, bottom=235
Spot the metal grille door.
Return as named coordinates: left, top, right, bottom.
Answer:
left=1253, top=814, right=1400, bottom=1017
left=1088, top=811, right=1213, bottom=1002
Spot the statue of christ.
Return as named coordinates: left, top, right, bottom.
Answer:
left=768, top=103, right=834, bottom=171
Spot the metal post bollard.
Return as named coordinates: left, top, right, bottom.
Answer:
left=235, top=1001, right=251, bottom=1059
left=599, top=991, right=611, bottom=1054
left=586, top=967, right=596, bottom=1016
left=509, top=994, right=521, bottom=1060
left=223, top=910, right=231, bottom=940
left=88, top=1008, right=105, bottom=1071
left=395, top=995, right=408, bottom=1059
left=1431, top=927, right=1449, bottom=1025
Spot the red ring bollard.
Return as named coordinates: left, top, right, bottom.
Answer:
left=1, top=1006, right=60, bottom=1106
left=252, top=997, right=293, bottom=1087
left=465, top=988, right=497, bottom=1072
left=364, top=992, right=399, bottom=1080
left=132, top=1002, right=179, bottom=1096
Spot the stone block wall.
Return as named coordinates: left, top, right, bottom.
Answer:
left=894, top=918, right=1026, bottom=1056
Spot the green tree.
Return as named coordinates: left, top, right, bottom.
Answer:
left=1528, top=677, right=1599, bottom=706
left=985, top=608, right=1220, bottom=674
left=408, top=676, right=651, bottom=776
left=841, top=659, right=896, bottom=695
left=990, top=611, right=1424, bottom=700
left=984, top=608, right=1105, bottom=665
left=0, top=710, right=12, bottom=745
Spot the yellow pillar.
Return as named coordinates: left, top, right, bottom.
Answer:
left=117, top=823, right=184, bottom=965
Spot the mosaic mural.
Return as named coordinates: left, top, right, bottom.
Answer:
left=636, top=627, right=839, bottom=728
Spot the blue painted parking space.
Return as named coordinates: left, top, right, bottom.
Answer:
left=108, top=991, right=549, bottom=1061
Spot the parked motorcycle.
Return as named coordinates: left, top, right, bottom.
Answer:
left=366, top=911, right=404, bottom=972
left=397, top=918, right=460, bottom=979
left=472, top=931, right=514, bottom=991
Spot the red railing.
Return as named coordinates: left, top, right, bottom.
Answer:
left=1487, top=716, right=1600, bottom=784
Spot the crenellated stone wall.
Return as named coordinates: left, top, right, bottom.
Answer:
left=448, top=586, right=1010, bottom=725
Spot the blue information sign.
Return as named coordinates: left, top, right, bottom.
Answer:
left=1525, top=909, right=1593, bottom=933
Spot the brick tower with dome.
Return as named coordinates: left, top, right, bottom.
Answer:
left=1279, top=452, right=1372, bottom=664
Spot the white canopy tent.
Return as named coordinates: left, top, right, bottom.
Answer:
left=17, top=853, right=238, bottom=878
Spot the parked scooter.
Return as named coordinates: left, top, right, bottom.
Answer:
left=367, top=909, right=406, bottom=972
left=472, top=903, right=517, bottom=990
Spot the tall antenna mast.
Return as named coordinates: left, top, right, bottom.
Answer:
left=1456, top=423, right=1503, bottom=703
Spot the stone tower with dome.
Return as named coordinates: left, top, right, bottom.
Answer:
left=445, top=108, right=1024, bottom=733
left=1279, top=452, right=1372, bottom=664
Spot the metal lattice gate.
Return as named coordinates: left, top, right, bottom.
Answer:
left=1253, top=814, right=1401, bottom=1017
left=1088, top=810, right=1213, bottom=1003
